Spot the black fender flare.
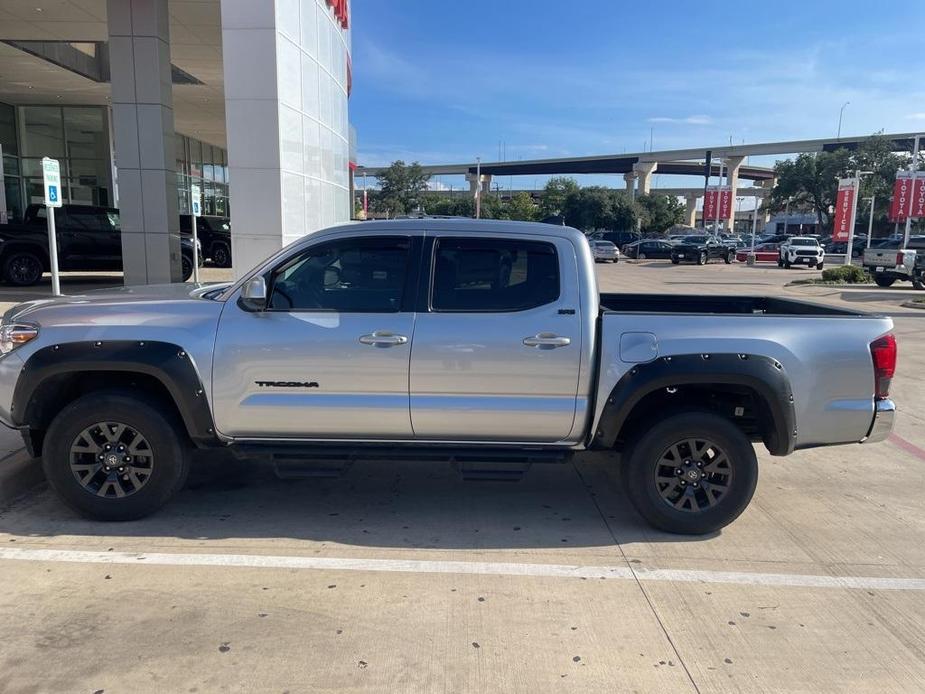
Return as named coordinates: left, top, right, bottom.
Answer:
left=11, top=340, right=221, bottom=447
left=592, top=353, right=796, bottom=456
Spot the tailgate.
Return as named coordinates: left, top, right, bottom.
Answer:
left=863, top=248, right=897, bottom=268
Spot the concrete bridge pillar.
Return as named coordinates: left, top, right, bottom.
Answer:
left=724, top=156, right=746, bottom=229
left=633, top=162, right=658, bottom=195
left=624, top=172, right=637, bottom=196
left=466, top=172, right=492, bottom=196
left=685, top=193, right=698, bottom=227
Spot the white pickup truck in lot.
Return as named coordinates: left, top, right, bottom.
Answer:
left=0, top=219, right=898, bottom=533
left=862, top=236, right=925, bottom=289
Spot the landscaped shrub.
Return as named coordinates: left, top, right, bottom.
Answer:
left=821, top=265, right=869, bottom=283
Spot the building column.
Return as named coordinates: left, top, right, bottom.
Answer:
left=222, top=0, right=352, bottom=278
left=624, top=172, right=637, bottom=196
left=466, top=172, right=491, bottom=196
left=685, top=193, right=698, bottom=227
left=724, top=155, right=745, bottom=230
left=633, top=161, right=658, bottom=195
left=108, top=0, right=181, bottom=284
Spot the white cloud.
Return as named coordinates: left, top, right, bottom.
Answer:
left=648, top=115, right=713, bottom=125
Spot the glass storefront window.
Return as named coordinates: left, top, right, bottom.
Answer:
left=0, top=102, right=17, bottom=157
left=21, top=106, right=65, bottom=158
left=64, top=108, right=106, bottom=159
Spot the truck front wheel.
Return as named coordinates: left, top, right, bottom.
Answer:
left=621, top=411, right=758, bottom=534
left=42, top=390, right=190, bottom=521
left=3, top=251, right=44, bottom=286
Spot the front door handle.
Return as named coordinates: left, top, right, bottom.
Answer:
left=359, top=331, right=408, bottom=347
left=523, top=333, right=571, bottom=348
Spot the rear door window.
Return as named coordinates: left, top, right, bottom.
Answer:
left=431, top=238, right=559, bottom=312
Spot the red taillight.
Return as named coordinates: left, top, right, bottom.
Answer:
left=870, top=334, right=897, bottom=399
left=896, top=252, right=905, bottom=266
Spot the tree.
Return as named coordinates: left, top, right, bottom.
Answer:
left=636, top=194, right=685, bottom=234
left=375, top=160, right=431, bottom=216
left=504, top=191, right=539, bottom=221
left=768, top=134, right=910, bottom=233
left=539, top=177, right=579, bottom=218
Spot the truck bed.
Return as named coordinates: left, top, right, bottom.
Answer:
left=599, top=293, right=863, bottom=316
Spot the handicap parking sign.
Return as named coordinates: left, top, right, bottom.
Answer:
left=42, top=157, right=62, bottom=208
left=48, top=185, right=58, bottom=203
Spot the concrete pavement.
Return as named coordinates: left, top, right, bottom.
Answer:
left=0, top=261, right=924, bottom=693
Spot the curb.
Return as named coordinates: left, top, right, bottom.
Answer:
left=901, top=301, right=925, bottom=310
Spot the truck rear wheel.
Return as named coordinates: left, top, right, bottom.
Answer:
left=621, top=411, right=758, bottom=534
left=3, top=251, right=44, bottom=286
left=874, top=275, right=895, bottom=288
left=697, top=252, right=707, bottom=265
left=211, top=241, right=232, bottom=268
left=42, top=390, right=190, bottom=521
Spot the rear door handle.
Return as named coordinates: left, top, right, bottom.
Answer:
left=523, top=333, right=571, bottom=348
left=359, top=331, right=408, bottom=347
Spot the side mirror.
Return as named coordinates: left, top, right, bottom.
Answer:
left=239, top=276, right=267, bottom=311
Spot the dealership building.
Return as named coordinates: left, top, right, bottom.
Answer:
left=0, top=0, right=354, bottom=282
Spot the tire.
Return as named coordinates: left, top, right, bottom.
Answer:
left=784, top=259, right=791, bottom=269
left=671, top=257, right=680, bottom=265
left=874, top=275, right=895, bottom=288
left=621, top=411, right=758, bottom=534
left=913, top=274, right=925, bottom=291
left=777, top=259, right=783, bottom=268
left=181, top=253, right=193, bottom=282
left=724, top=252, right=733, bottom=264
left=3, top=250, right=44, bottom=286
left=697, top=252, right=707, bottom=266
left=638, top=253, right=647, bottom=260
left=42, top=390, right=190, bottom=521
left=816, top=262, right=824, bottom=270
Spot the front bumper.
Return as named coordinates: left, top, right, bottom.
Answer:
left=862, top=398, right=895, bottom=443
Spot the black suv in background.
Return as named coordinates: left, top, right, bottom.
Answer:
left=180, top=214, right=232, bottom=267
left=0, top=204, right=198, bottom=286
left=670, top=235, right=737, bottom=265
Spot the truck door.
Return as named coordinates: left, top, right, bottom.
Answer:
left=211, top=234, right=419, bottom=439
left=409, top=234, right=582, bottom=442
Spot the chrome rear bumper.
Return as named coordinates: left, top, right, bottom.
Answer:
left=862, top=399, right=895, bottom=443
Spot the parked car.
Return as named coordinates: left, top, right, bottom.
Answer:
left=180, top=214, right=232, bottom=268
left=0, top=219, right=896, bottom=534
left=778, top=237, right=825, bottom=269
left=862, top=236, right=925, bottom=289
left=734, top=242, right=784, bottom=263
left=0, top=204, right=197, bottom=286
left=623, top=239, right=675, bottom=260
left=670, top=235, right=736, bottom=265
left=824, top=238, right=866, bottom=259
left=598, top=230, right=641, bottom=247
left=590, top=239, right=619, bottom=263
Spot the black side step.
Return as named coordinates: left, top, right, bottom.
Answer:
left=230, top=444, right=574, bottom=481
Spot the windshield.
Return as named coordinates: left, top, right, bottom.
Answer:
left=682, top=236, right=708, bottom=243
left=790, top=239, right=817, bottom=246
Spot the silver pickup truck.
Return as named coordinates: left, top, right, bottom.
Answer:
left=862, top=236, right=925, bottom=289
left=0, top=219, right=898, bottom=534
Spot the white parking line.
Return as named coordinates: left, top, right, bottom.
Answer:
left=1, top=547, right=924, bottom=591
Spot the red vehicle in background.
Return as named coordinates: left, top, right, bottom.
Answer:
left=736, top=242, right=783, bottom=263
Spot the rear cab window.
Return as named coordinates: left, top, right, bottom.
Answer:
left=430, top=237, right=560, bottom=312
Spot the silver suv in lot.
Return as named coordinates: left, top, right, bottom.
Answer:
left=0, top=219, right=897, bottom=533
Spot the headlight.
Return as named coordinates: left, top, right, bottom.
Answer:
left=0, top=323, right=39, bottom=354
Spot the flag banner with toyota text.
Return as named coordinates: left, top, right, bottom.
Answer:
left=703, top=187, right=732, bottom=223
left=889, top=172, right=925, bottom=221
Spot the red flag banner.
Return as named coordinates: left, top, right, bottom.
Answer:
left=833, top=178, right=857, bottom=242
left=718, top=188, right=732, bottom=220
left=703, top=189, right=718, bottom=221
left=890, top=173, right=925, bottom=221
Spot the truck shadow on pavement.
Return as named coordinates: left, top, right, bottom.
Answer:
left=0, top=452, right=716, bottom=549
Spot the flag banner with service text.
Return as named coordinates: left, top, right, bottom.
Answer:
left=889, top=172, right=925, bottom=221
left=833, top=178, right=858, bottom=242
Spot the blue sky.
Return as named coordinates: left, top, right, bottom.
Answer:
left=349, top=1, right=925, bottom=190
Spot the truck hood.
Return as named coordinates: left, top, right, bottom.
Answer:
left=3, top=282, right=231, bottom=324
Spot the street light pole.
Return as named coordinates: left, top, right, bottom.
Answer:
left=865, top=194, right=876, bottom=249
left=903, top=134, right=921, bottom=247
left=475, top=156, right=481, bottom=219
left=837, top=101, right=850, bottom=140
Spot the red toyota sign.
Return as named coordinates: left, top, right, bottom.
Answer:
left=890, top=172, right=925, bottom=221
left=718, top=188, right=732, bottom=220
left=703, top=187, right=732, bottom=224
left=832, top=178, right=857, bottom=242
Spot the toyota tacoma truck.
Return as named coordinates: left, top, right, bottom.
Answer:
left=0, top=219, right=897, bottom=534
left=862, top=236, right=925, bottom=289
